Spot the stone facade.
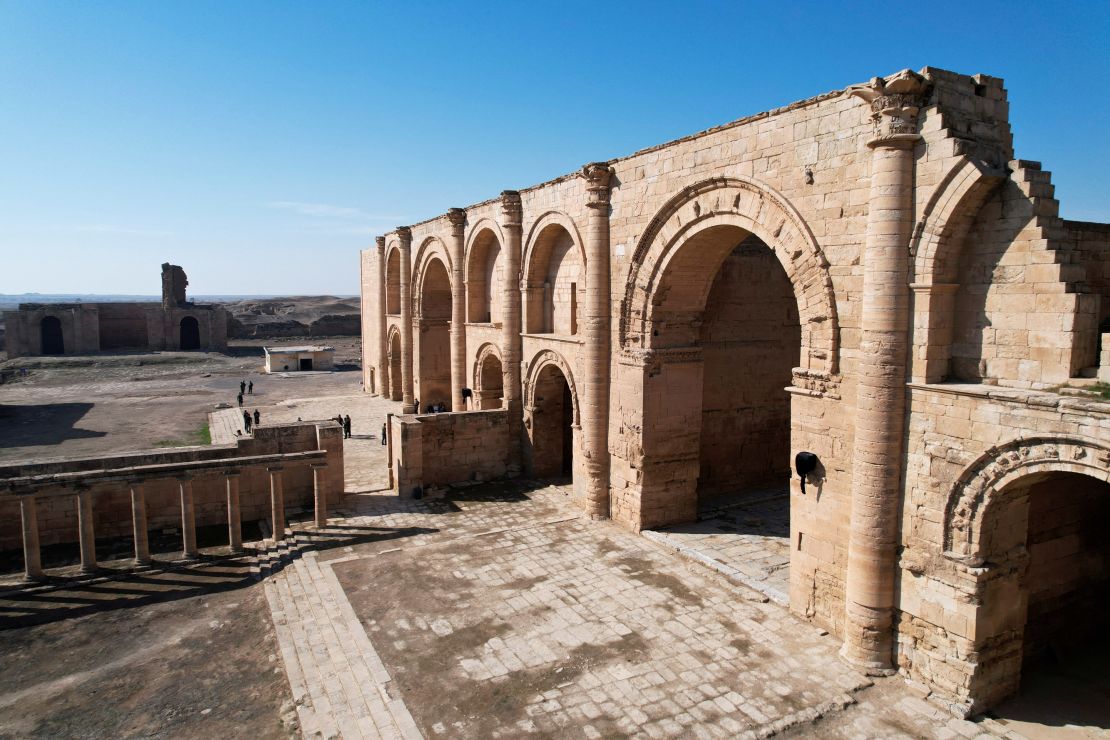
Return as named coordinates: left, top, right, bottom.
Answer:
left=360, top=67, right=1110, bottom=714
left=4, top=263, right=227, bottom=357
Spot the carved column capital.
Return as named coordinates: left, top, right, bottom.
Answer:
left=374, top=236, right=385, bottom=252
left=500, top=191, right=522, bottom=227
left=580, top=161, right=615, bottom=208
left=847, top=69, right=931, bottom=148
left=446, top=207, right=467, bottom=233
left=394, top=226, right=412, bottom=246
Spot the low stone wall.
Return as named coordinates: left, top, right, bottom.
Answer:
left=390, top=410, right=510, bottom=497
left=0, top=421, right=343, bottom=552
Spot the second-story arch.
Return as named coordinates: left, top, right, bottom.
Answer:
left=522, top=211, right=586, bottom=335
left=465, top=220, right=505, bottom=325
left=413, top=251, right=453, bottom=410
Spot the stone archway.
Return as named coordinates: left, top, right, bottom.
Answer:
left=522, top=212, right=585, bottom=335
left=385, top=247, right=402, bottom=315
left=40, top=316, right=64, bottom=355
left=523, top=350, right=580, bottom=480
left=614, top=176, right=833, bottom=529
left=179, top=316, right=200, bottom=351
left=413, top=254, right=452, bottom=410
left=465, top=223, right=504, bottom=325
left=941, top=437, right=1110, bottom=711
left=387, top=327, right=402, bottom=402
left=473, top=343, right=503, bottom=410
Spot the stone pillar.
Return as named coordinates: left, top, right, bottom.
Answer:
left=269, top=466, right=286, bottom=541
left=178, top=477, right=198, bottom=560
left=579, top=163, right=615, bottom=520
left=76, top=488, right=97, bottom=573
left=842, top=70, right=929, bottom=674
left=312, top=463, right=328, bottom=527
left=500, top=191, right=524, bottom=468
left=376, top=236, right=388, bottom=397
left=130, top=483, right=151, bottom=565
left=20, top=495, right=44, bottom=580
left=226, top=471, right=243, bottom=553
left=397, top=226, right=416, bottom=413
left=447, top=208, right=467, bottom=411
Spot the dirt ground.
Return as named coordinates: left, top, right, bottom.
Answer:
left=0, top=338, right=364, bottom=463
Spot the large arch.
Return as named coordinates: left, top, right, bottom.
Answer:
left=522, top=211, right=586, bottom=335
left=464, top=221, right=505, bottom=324
left=523, top=349, right=580, bottom=480
left=620, top=175, right=838, bottom=374
left=472, top=342, right=503, bottom=410
left=413, top=254, right=452, bottom=410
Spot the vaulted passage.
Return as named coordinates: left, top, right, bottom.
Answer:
left=416, top=259, right=452, bottom=410
left=179, top=316, right=200, bottom=351
left=40, top=316, right=64, bottom=355
left=697, top=236, right=800, bottom=501
left=981, top=471, right=1110, bottom=717
left=529, top=364, right=574, bottom=479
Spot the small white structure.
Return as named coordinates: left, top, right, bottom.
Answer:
left=263, top=345, right=335, bottom=373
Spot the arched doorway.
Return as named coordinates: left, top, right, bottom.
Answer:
left=416, top=258, right=451, bottom=410
left=40, top=316, right=64, bottom=354
left=524, top=221, right=582, bottom=335
left=529, top=363, right=575, bottom=478
left=476, top=349, right=503, bottom=409
left=179, top=316, right=200, bottom=350
left=977, top=471, right=1110, bottom=712
left=388, top=330, right=402, bottom=402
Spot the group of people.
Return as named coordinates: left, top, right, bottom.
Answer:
left=413, top=398, right=447, bottom=414
left=333, top=414, right=352, bottom=439
left=237, top=378, right=259, bottom=434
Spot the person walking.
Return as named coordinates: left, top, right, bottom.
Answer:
left=243, top=410, right=252, bottom=433
left=381, top=423, right=387, bottom=445
left=253, top=409, right=261, bottom=426
left=237, top=392, right=244, bottom=407
left=343, top=415, right=352, bottom=439
left=248, top=380, right=254, bottom=394
left=240, top=380, right=246, bottom=395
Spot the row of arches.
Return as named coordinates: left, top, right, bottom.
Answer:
left=385, top=216, right=585, bottom=338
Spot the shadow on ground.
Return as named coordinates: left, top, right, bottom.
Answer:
left=0, top=403, right=106, bottom=447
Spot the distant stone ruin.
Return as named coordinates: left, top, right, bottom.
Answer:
left=3, top=264, right=227, bottom=357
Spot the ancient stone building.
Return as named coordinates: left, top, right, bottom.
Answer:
left=359, top=68, right=1110, bottom=715
left=4, top=263, right=228, bottom=357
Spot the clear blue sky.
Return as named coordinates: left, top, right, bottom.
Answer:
left=1, top=1, right=1107, bottom=295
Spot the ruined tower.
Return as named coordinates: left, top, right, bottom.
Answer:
left=161, top=263, right=189, bottom=310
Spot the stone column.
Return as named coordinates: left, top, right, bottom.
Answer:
left=226, top=471, right=243, bottom=553
left=842, top=70, right=929, bottom=674
left=397, top=226, right=416, bottom=413
left=269, top=466, right=286, bottom=542
left=76, top=488, right=97, bottom=573
left=130, top=483, right=151, bottom=565
left=20, top=495, right=44, bottom=580
left=500, top=191, right=524, bottom=469
left=178, top=477, right=198, bottom=560
left=447, top=208, right=467, bottom=411
left=376, top=236, right=388, bottom=396
left=579, top=162, right=615, bottom=520
left=312, top=463, right=328, bottom=527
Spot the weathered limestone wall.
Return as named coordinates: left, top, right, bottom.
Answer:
left=1068, top=220, right=1110, bottom=329
left=389, top=410, right=510, bottom=495
left=0, top=421, right=343, bottom=552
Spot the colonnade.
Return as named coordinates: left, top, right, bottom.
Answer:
left=12, top=459, right=330, bottom=580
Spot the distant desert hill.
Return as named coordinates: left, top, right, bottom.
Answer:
left=223, top=295, right=361, bottom=339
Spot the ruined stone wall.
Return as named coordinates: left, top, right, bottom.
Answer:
left=1068, top=219, right=1110, bottom=333
left=390, top=410, right=510, bottom=495
left=0, top=421, right=343, bottom=552
left=96, top=303, right=151, bottom=350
